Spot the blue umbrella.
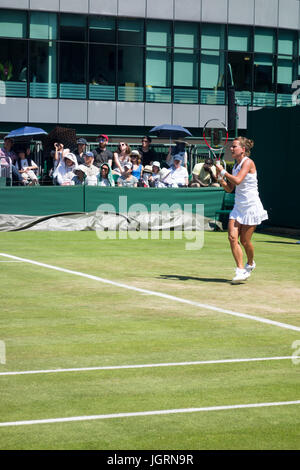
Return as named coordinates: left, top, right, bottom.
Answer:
left=5, top=126, right=48, bottom=140
left=149, top=124, right=192, bottom=140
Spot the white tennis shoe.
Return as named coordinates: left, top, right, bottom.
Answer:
left=231, top=268, right=250, bottom=283
left=245, top=261, right=256, bottom=273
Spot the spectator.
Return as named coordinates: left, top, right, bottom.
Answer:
left=113, top=142, right=131, bottom=175
left=0, top=137, right=17, bottom=163
left=148, top=161, right=161, bottom=187
left=25, top=145, right=34, bottom=162
left=117, top=162, right=138, bottom=187
left=159, top=155, right=188, bottom=188
left=52, top=142, right=70, bottom=170
left=0, top=137, right=24, bottom=185
left=15, top=149, right=39, bottom=186
left=72, top=166, right=86, bottom=185
left=138, top=136, right=157, bottom=166
left=166, top=140, right=188, bottom=168
left=74, top=137, right=88, bottom=165
left=130, top=150, right=144, bottom=180
left=81, top=151, right=99, bottom=185
left=189, top=158, right=220, bottom=187
left=49, top=143, right=70, bottom=180
left=93, top=134, right=113, bottom=169
left=97, top=163, right=115, bottom=187
left=53, top=152, right=78, bottom=186
left=138, top=165, right=153, bottom=187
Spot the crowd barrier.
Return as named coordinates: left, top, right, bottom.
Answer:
left=0, top=186, right=225, bottom=219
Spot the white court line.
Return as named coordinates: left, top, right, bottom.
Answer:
left=0, top=400, right=300, bottom=427
left=1, top=252, right=300, bottom=333
left=0, top=356, right=299, bottom=377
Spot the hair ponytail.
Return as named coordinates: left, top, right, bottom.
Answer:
left=236, top=137, right=254, bottom=156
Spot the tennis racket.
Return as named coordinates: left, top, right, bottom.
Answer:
left=203, top=119, right=228, bottom=170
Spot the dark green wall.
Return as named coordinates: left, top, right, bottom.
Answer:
left=247, top=106, right=300, bottom=229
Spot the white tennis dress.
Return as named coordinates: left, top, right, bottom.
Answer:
left=229, top=157, right=268, bottom=226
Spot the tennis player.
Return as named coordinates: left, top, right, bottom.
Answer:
left=216, top=137, right=268, bottom=283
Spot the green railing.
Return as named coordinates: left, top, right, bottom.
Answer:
left=1, top=81, right=296, bottom=109
left=235, top=91, right=252, bottom=106
left=253, top=92, right=275, bottom=107
left=60, top=83, right=87, bottom=99
left=89, top=84, right=115, bottom=101
left=200, top=89, right=225, bottom=104
left=0, top=81, right=27, bottom=97
left=174, top=88, right=199, bottom=104
left=276, top=93, right=297, bottom=107
left=30, top=82, right=57, bottom=98
left=145, top=86, right=171, bottom=102
left=118, top=86, right=144, bottom=102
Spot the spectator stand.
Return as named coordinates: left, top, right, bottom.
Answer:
left=0, top=138, right=42, bottom=185
left=0, top=136, right=233, bottom=186
left=88, top=141, right=211, bottom=176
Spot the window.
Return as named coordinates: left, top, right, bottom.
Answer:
left=117, top=46, right=144, bottom=101
left=89, top=16, right=115, bottom=43
left=118, top=19, right=144, bottom=45
left=0, top=39, right=27, bottom=97
left=0, top=10, right=27, bottom=39
left=146, top=21, right=172, bottom=102
left=228, top=52, right=252, bottom=105
left=253, top=54, right=275, bottom=106
left=277, top=56, right=297, bottom=106
left=173, top=22, right=199, bottom=103
left=174, top=22, right=199, bottom=49
left=200, top=50, right=225, bottom=104
left=254, top=27, right=275, bottom=54
left=89, top=44, right=116, bottom=100
left=59, top=43, right=87, bottom=99
left=146, top=20, right=172, bottom=47
left=145, top=47, right=172, bottom=102
left=30, top=11, right=57, bottom=40
left=29, top=41, right=57, bottom=98
left=278, top=30, right=296, bottom=56
left=201, top=24, right=225, bottom=50
left=60, top=14, right=86, bottom=42
left=228, top=25, right=251, bottom=52
left=173, top=49, right=199, bottom=103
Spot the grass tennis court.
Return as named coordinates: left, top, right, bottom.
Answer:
left=0, top=230, right=299, bottom=450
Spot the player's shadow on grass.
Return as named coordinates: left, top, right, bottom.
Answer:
left=159, top=274, right=230, bottom=283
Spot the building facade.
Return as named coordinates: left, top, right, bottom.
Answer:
left=0, top=0, right=300, bottom=138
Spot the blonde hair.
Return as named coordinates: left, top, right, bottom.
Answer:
left=234, top=136, right=254, bottom=156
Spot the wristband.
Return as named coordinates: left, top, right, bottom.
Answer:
left=220, top=169, right=226, bottom=177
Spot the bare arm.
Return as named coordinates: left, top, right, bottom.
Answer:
left=166, top=147, right=172, bottom=163
left=113, top=152, right=122, bottom=173
left=190, top=173, right=208, bottom=187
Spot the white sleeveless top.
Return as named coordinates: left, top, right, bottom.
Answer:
left=230, top=157, right=268, bottom=226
